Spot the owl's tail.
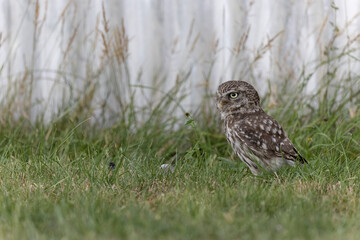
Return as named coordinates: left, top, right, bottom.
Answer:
left=293, top=147, right=308, bottom=164
left=298, top=154, right=308, bottom=164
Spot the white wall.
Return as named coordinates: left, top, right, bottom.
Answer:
left=0, top=0, right=359, bottom=122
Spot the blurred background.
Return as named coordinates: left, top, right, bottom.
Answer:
left=0, top=0, right=359, bottom=125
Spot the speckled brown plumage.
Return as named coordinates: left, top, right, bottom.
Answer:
left=216, top=80, right=307, bottom=175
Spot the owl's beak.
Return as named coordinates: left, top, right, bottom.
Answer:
left=217, top=101, right=223, bottom=110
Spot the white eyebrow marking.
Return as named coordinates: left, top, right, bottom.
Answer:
left=222, top=90, right=241, bottom=95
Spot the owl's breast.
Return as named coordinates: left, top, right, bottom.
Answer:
left=225, top=124, right=247, bottom=152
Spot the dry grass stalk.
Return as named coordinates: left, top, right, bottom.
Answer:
left=253, top=30, right=283, bottom=62
left=100, top=2, right=110, bottom=59
left=233, top=27, right=250, bottom=55
left=62, top=24, right=79, bottom=61
left=113, top=20, right=129, bottom=65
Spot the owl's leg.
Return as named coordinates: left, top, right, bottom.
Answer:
left=246, top=156, right=262, bottom=176
left=285, top=159, right=296, bottom=167
left=246, top=161, right=261, bottom=175
left=236, top=152, right=262, bottom=175
left=249, top=167, right=261, bottom=176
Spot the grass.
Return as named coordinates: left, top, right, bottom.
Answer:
left=0, top=96, right=359, bottom=240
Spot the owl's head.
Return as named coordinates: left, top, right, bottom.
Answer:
left=216, top=80, right=261, bottom=119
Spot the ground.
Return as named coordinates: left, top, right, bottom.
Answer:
left=0, top=101, right=359, bottom=240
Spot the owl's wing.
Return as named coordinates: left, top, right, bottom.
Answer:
left=234, top=114, right=307, bottom=164
left=275, top=137, right=307, bottom=164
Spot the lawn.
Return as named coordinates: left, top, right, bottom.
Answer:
left=0, top=95, right=359, bottom=240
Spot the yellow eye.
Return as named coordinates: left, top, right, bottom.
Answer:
left=229, top=92, right=238, bottom=99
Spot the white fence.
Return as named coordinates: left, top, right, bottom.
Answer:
left=1, top=0, right=359, bottom=122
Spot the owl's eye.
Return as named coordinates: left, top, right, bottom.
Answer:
left=229, top=92, right=239, bottom=99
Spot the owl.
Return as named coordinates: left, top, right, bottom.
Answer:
left=216, top=80, right=307, bottom=175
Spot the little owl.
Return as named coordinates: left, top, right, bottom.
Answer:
left=216, top=80, right=307, bottom=175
